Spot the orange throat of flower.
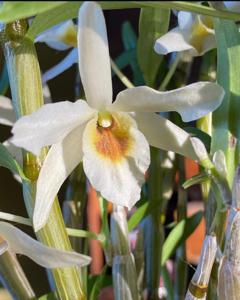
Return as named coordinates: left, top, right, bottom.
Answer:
left=87, top=112, right=134, bottom=163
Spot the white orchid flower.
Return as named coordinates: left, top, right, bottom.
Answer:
left=154, top=11, right=215, bottom=57
left=11, top=1, right=224, bottom=231
left=35, top=20, right=78, bottom=83
left=0, top=221, right=91, bottom=268
left=154, top=1, right=240, bottom=57
left=35, top=20, right=77, bottom=51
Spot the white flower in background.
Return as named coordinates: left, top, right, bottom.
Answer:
left=11, top=1, right=224, bottom=231
left=0, top=221, right=91, bottom=268
left=154, top=11, right=215, bottom=57
left=154, top=1, right=240, bottom=57
left=35, top=21, right=78, bottom=83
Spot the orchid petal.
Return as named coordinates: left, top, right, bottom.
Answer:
left=112, top=82, right=224, bottom=122
left=42, top=48, right=78, bottom=84
left=0, top=221, right=91, bottom=268
left=133, top=112, right=198, bottom=160
left=78, top=2, right=112, bottom=110
left=33, top=124, right=85, bottom=231
left=178, top=11, right=195, bottom=31
left=82, top=113, right=150, bottom=209
left=154, top=27, right=197, bottom=56
left=0, top=96, right=15, bottom=126
left=11, top=100, right=95, bottom=156
left=35, top=20, right=77, bottom=50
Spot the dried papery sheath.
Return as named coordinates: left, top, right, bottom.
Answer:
left=218, top=256, right=240, bottom=300
left=185, top=235, right=217, bottom=300
left=111, top=205, right=130, bottom=255
left=110, top=205, right=139, bottom=300
left=217, top=208, right=240, bottom=300
left=212, top=150, right=227, bottom=178
left=217, top=166, right=240, bottom=299
left=112, top=253, right=139, bottom=300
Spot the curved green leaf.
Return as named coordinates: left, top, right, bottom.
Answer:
left=137, top=7, right=170, bottom=87
left=0, top=2, right=66, bottom=23
left=161, top=211, right=203, bottom=266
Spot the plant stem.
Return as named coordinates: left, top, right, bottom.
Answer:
left=159, top=53, right=182, bottom=91
left=110, top=58, right=134, bottom=88
left=0, top=250, right=36, bottom=300
left=1, top=20, right=85, bottom=300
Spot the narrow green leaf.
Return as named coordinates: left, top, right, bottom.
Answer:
left=38, top=292, right=58, bottom=300
left=137, top=7, right=170, bottom=87
left=27, top=2, right=141, bottom=40
left=89, top=266, right=112, bottom=300
left=128, top=201, right=150, bottom=231
left=0, top=142, right=28, bottom=181
left=26, top=1, right=240, bottom=41
left=212, top=18, right=240, bottom=185
left=0, top=2, right=66, bottom=23
left=161, top=211, right=203, bottom=266
left=183, top=172, right=210, bottom=189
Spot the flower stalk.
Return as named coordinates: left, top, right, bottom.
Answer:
left=0, top=20, right=85, bottom=300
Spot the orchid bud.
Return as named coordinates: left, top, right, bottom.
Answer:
left=213, top=150, right=227, bottom=178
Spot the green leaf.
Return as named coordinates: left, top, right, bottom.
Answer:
left=161, top=211, right=203, bottom=266
left=26, top=1, right=240, bottom=41
left=38, top=292, right=58, bottom=300
left=128, top=201, right=150, bottom=231
left=183, top=172, right=210, bottom=189
left=137, top=7, right=170, bottom=87
left=88, top=266, right=112, bottom=300
left=0, top=142, right=28, bottom=181
left=0, top=2, right=66, bottom=23
left=27, top=2, right=142, bottom=40
left=212, top=18, right=240, bottom=185
left=184, top=127, right=211, bottom=153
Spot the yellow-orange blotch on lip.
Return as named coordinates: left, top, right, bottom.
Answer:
left=87, top=112, right=134, bottom=163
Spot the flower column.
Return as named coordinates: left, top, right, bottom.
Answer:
left=0, top=20, right=85, bottom=300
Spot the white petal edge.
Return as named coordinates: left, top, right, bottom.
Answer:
left=111, top=82, right=224, bottom=122
left=33, top=124, right=85, bottom=231
left=78, top=1, right=112, bottom=110
left=0, top=96, right=16, bottom=126
left=82, top=113, right=150, bottom=209
left=42, top=48, right=78, bottom=84
left=132, top=112, right=198, bottom=161
left=154, top=27, right=198, bottom=56
left=11, top=100, right=95, bottom=156
left=0, top=221, right=91, bottom=268
left=178, top=11, right=195, bottom=31
left=35, top=20, right=76, bottom=51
